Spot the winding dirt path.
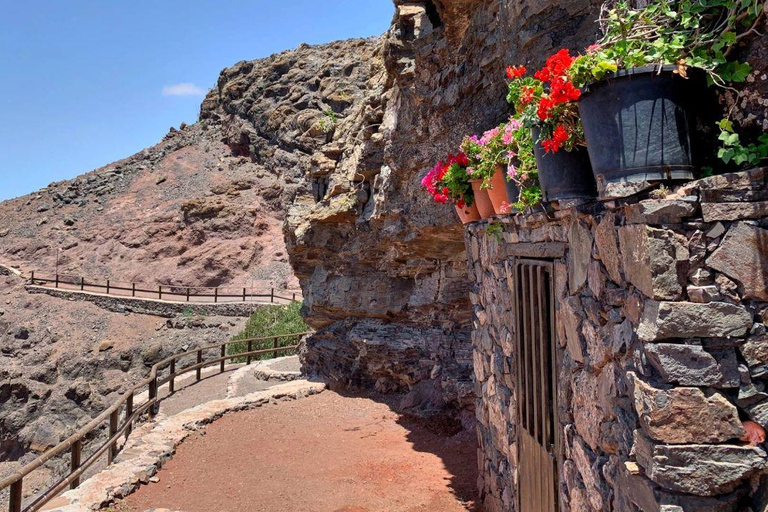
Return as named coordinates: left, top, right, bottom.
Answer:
left=120, top=391, right=478, bottom=512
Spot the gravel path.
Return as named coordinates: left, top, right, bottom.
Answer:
left=120, top=391, right=478, bottom=512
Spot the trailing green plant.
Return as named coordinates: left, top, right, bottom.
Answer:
left=717, top=119, right=768, bottom=166
left=506, top=123, right=543, bottom=210
left=486, top=222, right=504, bottom=243
left=567, top=0, right=766, bottom=168
left=569, top=0, right=764, bottom=87
left=226, top=301, right=308, bottom=362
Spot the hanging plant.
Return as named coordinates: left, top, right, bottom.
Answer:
left=568, top=0, right=768, bottom=169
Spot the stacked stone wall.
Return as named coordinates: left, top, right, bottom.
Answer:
left=466, top=168, right=768, bottom=511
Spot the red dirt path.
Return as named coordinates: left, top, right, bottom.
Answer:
left=121, top=391, right=478, bottom=512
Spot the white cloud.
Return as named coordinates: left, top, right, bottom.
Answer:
left=162, top=83, right=206, bottom=97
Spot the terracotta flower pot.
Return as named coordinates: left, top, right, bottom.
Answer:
left=486, top=166, right=512, bottom=215
left=455, top=202, right=481, bottom=224
left=470, top=180, right=495, bottom=219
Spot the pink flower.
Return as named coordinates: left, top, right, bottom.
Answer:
left=467, top=167, right=474, bottom=175
left=479, top=127, right=500, bottom=146
left=507, top=164, right=518, bottom=179
left=507, top=117, right=523, bottom=131
left=587, top=44, right=601, bottom=54
left=502, top=123, right=516, bottom=145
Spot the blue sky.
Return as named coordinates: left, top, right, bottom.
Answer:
left=0, top=1, right=394, bottom=201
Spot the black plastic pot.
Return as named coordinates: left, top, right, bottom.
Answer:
left=578, top=65, right=714, bottom=195
left=504, top=175, right=520, bottom=206
left=531, top=126, right=597, bottom=202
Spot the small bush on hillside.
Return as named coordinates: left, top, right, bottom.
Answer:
left=226, top=302, right=308, bottom=362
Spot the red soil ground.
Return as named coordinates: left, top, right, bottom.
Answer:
left=121, top=391, right=478, bottom=512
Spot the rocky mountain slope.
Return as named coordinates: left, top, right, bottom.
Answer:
left=0, top=38, right=381, bottom=293
left=0, top=37, right=382, bottom=501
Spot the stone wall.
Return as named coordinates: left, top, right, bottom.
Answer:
left=25, top=286, right=258, bottom=318
left=466, top=168, right=768, bottom=511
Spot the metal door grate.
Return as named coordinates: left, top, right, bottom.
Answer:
left=514, top=259, right=560, bottom=512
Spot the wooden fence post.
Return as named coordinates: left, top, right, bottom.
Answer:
left=169, top=359, right=175, bottom=393
left=292, top=293, right=296, bottom=302
left=132, top=283, right=136, bottom=297
left=125, top=394, right=133, bottom=438
left=243, top=287, right=246, bottom=302
left=106, top=279, right=110, bottom=295
left=271, top=288, right=274, bottom=303
left=186, top=287, right=190, bottom=302
left=10, top=478, right=22, bottom=512
left=220, top=344, right=226, bottom=373
left=214, top=288, right=218, bottom=303
left=108, top=409, right=119, bottom=463
left=55, top=274, right=59, bottom=288
left=196, top=350, right=202, bottom=381
left=70, top=439, right=82, bottom=489
left=30, top=270, right=35, bottom=284
left=273, top=337, right=278, bottom=359
left=148, top=377, right=158, bottom=419
left=247, top=340, right=253, bottom=365
left=81, top=277, right=85, bottom=291
left=158, top=285, right=162, bottom=300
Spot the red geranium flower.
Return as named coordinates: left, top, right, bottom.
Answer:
left=541, top=125, right=569, bottom=153
left=506, top=65, right=527, bottom=79
left=537, top=96, right=555, bottom=121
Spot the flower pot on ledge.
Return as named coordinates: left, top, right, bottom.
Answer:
left=486, top=166, right=514, bottom=215
left=578, top=65, right=709, bottom=196
left=455, top=202, right=481, bottom=224
left=531, top=126, right=597, bottom=202
left=469, top=180, right=495, bottom=219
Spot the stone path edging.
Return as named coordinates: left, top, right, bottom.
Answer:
left=40, top=380, right=325, bottom=512
left=226, top=356, right=301, bottom=398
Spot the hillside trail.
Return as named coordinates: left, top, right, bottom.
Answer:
left=117, top=390, right=478, bottom=512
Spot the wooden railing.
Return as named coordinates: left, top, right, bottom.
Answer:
left=27, top=271, right=301, bottom=304
left=0, top=331, right=311, bottom=512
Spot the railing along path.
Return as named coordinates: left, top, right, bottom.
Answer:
left=26, top=271, right=301, bottom=304
left=0, top=331, right=311, bottom=512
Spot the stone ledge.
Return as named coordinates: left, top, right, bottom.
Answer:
left=40, top=380, right=326, bottom=511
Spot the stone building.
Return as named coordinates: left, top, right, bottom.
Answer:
left=466, top=167, right=768, bottom=511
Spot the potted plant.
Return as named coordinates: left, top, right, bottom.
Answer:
left=506, top=58, right=597, bottom=202
left=421, top=153, right=481, bottom=224
left=569, top=0, right=766, bottom=194
left=461, top=119, right=526, bottom=215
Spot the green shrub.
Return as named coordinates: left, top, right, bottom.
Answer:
left=226, top=302, right=308, bottom=362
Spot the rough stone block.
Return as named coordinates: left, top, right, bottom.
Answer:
left=634, top=432, right=768, bottom=496
left=637, top=301, right=752, bottom=341
left=745, top=399, right=768, bottom=429
left=687, top=285, right=721, bottom=303
left=645, top=344, right=740, bottom=388
left=617, top=464, right=746, bottom=512
left=707, top=222, right=768, bottom=301
left=594, top=213, right=623, bottom=284
left=567, top=219, right=593, bottom=295
left=701, top=201, right=768, bottom=222
left=740, top=335, right=768, bottom=378
left=629, top=373, right=743, bottom=444
left=618, top=225, right=687, bottom=300
left=625, top=199, right=697, bottom=225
